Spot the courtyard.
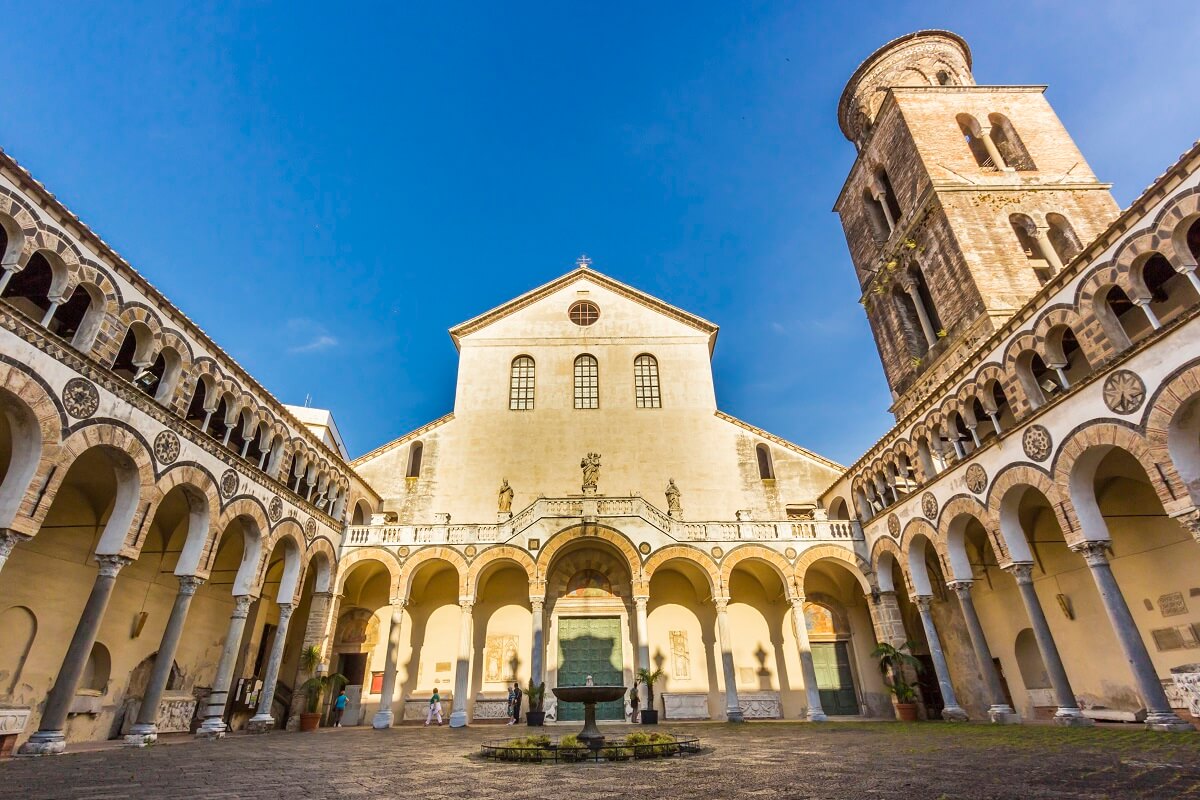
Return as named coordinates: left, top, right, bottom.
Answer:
left=2, top=722, right=1199, bottom=799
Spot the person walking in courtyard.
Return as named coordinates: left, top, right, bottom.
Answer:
left=426, top=688, right=443, bottom=726
left=511, top=681, right=523, bottom=725
left=331, top=689, right=348, bottom=727
left=506, top=683, right=517, bottom=725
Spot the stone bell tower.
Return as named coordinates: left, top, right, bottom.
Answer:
left=833, top=30, right=1119, bottom=418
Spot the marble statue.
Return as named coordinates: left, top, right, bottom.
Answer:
left=581, top=452, right=601, bottom=489
left=497, top=479, right=514, bottom=513
left=665, top=478, right=682, bottom=516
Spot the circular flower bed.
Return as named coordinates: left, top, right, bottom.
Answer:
left=480, top=731, right=703, bottom=763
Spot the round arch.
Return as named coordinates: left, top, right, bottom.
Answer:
left=466, top=545, right=537, bottom=601
left=396, top=546, right=469, bottom=601
left=535, top=525, right=642, bottom=588
left=642, top=545, right=720, bottom=597
left=718, top=544, right=796, bottom=599
left=794, top=544, right=873, bottom=595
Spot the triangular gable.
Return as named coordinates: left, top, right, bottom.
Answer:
left=448, top=266, right=719, bottom=353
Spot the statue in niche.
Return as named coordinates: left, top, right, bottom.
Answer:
left=580, top=452, right=602, bottom=489
left=497, top=479, right=514, bottom=513
left=665, top=479, right=682, bottom=517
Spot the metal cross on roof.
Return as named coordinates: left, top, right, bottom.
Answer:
left=576, top=254, right=593, bottom=268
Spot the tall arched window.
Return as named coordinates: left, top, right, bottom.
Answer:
left=509, top=355, right=535, bottom=410
left=956, top=114, right=994, bottom=169
left=1046, top=214, right=1083, bottom=265
left=988, top=113, right=1036, bottom=171
left=756, top=443, right=774, bottom=480
left=634, top=354, right=661, bottom=408
left=407, top=441, right=423, bottom=478
left=574, top=354, right=598, bottom=409
left=1010, top=213, right=1053, bottom=284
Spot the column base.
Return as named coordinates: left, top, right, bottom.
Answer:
left=195, top=718, right=228, bottom=739
left=123, top=723, right=158, bottom=747
left=806, top=709, right=828, bottom=722
left=1052, top=708, right=1094, bottom=727
left=372, top=709, right=394, bottom=730
left=940, top=705, right=969, bottom=722
left=1145, top=711, right=1196, bottom=732
left=17, top=730, right=66, bottom=756
left=725, top=708, right=745, bottom=723
left=246, top=714, right=276, bottom=733
left=448, top=710, right=468, bottom=728
left=987, top=705, right=1020, bottom=724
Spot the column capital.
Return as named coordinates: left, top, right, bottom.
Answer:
left=529, top=595, right=545, bottom=609
left=946, top=579, right=974, bottom=595
left=789, top=594, right=806, bottom=608
left=1069, top=539, right=1112, bottom=565
left=232, top=594, right=253, bottom=617
left=633, top=595, right=649, bottom=607
left=177, top=575, right=206, bottom=595
left=713, top=596, right=731, bottom=612
left=1002, top=562, right=1035, bottom=583
left=1170, top=507, right=1200, bottom=542
left=0, top=529, right=30, bottom=560
left=95, top=554, right=132, bottom=577
left=389, top=596, right=408, bottom=608
left=459, top=599, right=474, bottom=614
left=914, top=594, right=934, bottom=612
left=276, top=602, right=295, bottom=621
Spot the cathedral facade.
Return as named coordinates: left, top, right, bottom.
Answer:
left=1, top=29, right=1198, bottom=754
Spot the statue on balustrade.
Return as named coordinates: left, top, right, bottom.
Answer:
left=665, top=479, right=682, bottom=517
left=497, top=479, right=514, bottom=513
left=580, top=453, right=602, bottom=489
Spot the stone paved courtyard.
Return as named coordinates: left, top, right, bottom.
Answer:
left=3, top=722, right=1200, bottom=799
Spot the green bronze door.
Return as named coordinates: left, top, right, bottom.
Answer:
left=557, top=617, right=624, bottom=721
left=812, top=641, right=859, bottom=716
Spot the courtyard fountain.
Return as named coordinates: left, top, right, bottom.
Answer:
left=552, top=683, right=627, bottom=752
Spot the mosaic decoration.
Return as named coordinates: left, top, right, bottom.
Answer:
left=965, top=463, right=988, bottom=494
left=268, top=496, right=283, bottom=522
left=711, top=546, right=723, bottom=559
left=397, top=546, right=410, bottom=558
left=921, top=492, right=938, bottom=520
left=304, top=518, right=317, bottom=542
left=1022, top=425, right=1053, bottom=462
left=464, top=544, right=477, bottom=557
left=1103, top=369, right=1146, bottom=415
left=887, top=513, right=901, bottom=538
left=153, top=430, right=180, bottom=465
left=220, top=469, right=239, bottom=498
left=639, top=542, right=652, bottom=555
left=62, top=377, right=98, bottom=418
left=784, top=547, right=797, bottom=560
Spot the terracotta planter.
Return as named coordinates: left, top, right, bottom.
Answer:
left=299, top=712, right=321, bottom=732
left=895, top=703, right=918, bottom=722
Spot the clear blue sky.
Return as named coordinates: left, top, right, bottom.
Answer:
left=2, top=2, right=1196, bottom=463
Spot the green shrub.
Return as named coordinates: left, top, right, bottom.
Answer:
left=501, top=735, right=550, bottom=762
left=558, top=734, right=588, bottom=762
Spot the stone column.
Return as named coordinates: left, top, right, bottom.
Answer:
left=248, top=602, right=294, bottom=732
left=0, top=264, right=17, bottom=294
left=634, top=595, right=651, bottom=710
left=1133, top=297, right=1162, bottom=330
left=20, top=554, right=131, bottom=755
left=977, top=126, right=1009, bottom=170
left=789, top=596, right=827, bottom=721
left=868, top=591, right=906, bottom=647
left=1179, top=264, right=1200, bottom=295
left=197, top=595, right=253, bottom=738
left=126, top=575, right=205, bottom=746
left=871, top=187, right=896, bottom=232
left=530, top=597, right=545, bottom=687
left=1033, top=227, right=1065, bottom=272
left=914, top=595, right=969, bottom=721
left=714, top=597, right=743, bottom=722
left=1003, top=563, right=1090, bottom=726
left=1071, top=541, right=1192, bottom=731
left=449, top=600, right=473, bottom=728
left=372, top=598, right=406, bottom=729
left=948, top=580, right=1018, bottom=723
left=0, top=529, right=31, bottom=576
left=905, top=284, right=938, bottom=347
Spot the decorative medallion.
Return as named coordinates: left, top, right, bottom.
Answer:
left=465, top=545, right=477, bottom=557
left=887, top=513, right=901, bottom=538
left=62, top=377, right=99, bottom=419
left=965, top=463, right=988, bottom=495
left=397, top=546, right=410, bottom=558
left=1103, top=370, right=1146, bottom=415
left=153, top=430, right=180, bottom=465
left=921, top=492, right=938, bottom=520
left=1022, top=424, right=1053, bottom=462
left=711, top=546, right=723, bottom=559
left=639, top=542, right=652, bottom=555
left=304, top=518, right=317, bottom=542
left=784, top=547, right=797, bottom=560
left=220, top=469, right=239, bottom=498
left=268, top=496, right=283, bottom=522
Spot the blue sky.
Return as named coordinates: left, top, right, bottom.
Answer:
left=2, top=2, right=1197, bottom=463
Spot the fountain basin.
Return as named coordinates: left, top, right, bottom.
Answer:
left=552, top=685, right=626, bottom=748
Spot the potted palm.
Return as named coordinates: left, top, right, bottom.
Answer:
left=297, top=645, right=347, bottom=732
left=525, top=680, right=546, bottom=727
left=872, top=641, right=922, bottom=721
left=636, top=667, right=665, bottom=725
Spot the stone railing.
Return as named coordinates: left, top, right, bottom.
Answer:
left=344, top=495, right=862, bottom=547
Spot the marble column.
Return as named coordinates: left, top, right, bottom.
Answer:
left=714, top=597, right=743, bottom=722
left=449, top=600, right=473, bottom=728
left=126, top=575, right=206, bottom=746
left=20, top=555, right=131, bottom=755
left=977, top=126, right=1008, bottom=170
left=1003, top=563, right=1090, bottom=726
left=197, top=595, right=253, bottom=738
left=789, top=596, right=827, bottom=721
left=634, top=595, right=651, bottom=710
left=248, top=602, right=294, bottom=732
left=1071, top=541, right=1192, bottom=731
left=372, top=598, right=406, bottom=729
left=0, top=529, right=31, bottom=576
left=530, top=597, right=545, bottom=687
left=914, top=595, right=969, bottom=721
left=948, top=580, right=1018, bottom=723
left=906, top=284, right=939, bottom=347
left=1133, top=297, right=1162, bottom=330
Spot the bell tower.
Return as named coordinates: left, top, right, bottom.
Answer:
left=834, top=30, right=1119, bottom=417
